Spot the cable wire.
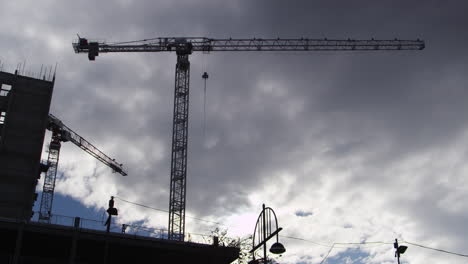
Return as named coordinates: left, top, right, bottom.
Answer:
left=319, top=244, right=335, bottom=264
left=107, top=37, right=162, bottom=45
left=112, top=197, right=468, bottom=259
left=334, top=241, right=393, bottom=247
left=281, top=235, right=392, bottom=249
left=402, top=241, right=468, bottom=258
left=110, top=200, right=391, bottom=248
left=280, top=235, right=332, bottom=247
left=114, top=196, right=168, bottom=213
left=114, top=196, right=221, bottom=225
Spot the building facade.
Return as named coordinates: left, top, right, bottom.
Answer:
left=0, top=70, right=54, bottom=221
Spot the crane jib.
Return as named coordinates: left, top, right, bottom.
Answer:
left=73, top=37, right=425, bottom=56
left=46, top=114, right=127, bottom=176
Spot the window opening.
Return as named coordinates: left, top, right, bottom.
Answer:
left=0, top=111, right=6, bottom=124
left=0, top=84, right=12, bottom=96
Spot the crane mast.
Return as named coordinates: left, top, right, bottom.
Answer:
left=39, top=114, right=127, bottom=223
left=39, top=124, right=62, bottom=223
left=73, top=36, right=424, bottom=240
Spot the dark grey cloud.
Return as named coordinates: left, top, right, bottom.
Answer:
left=2, top=1, right=468, bottom=263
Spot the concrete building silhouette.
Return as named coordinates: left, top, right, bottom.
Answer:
left=0, top=70, right=53, bottom=221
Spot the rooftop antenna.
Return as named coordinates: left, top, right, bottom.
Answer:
left=22, top=59, right=26, bottom=75
left=47, top=65, right=52, bottom=81
left=53, top=62, right=58, bottom=82
left=43, top=65, right=48, bottom=80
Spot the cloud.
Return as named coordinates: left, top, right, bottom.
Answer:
left=5, top=1, right=468, bottom=263
left=295, top=210, right=313, bottom=217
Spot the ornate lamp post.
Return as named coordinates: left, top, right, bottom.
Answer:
left=249, top=204, right=286, bottom=264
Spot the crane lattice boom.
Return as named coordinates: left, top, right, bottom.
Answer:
left=73, top=35, right=424, bottom=240
left=39, top=114, right=126, bottom=222
left=73, top=37, right=424, bottom=55
left=48, top=114, right=127, bottom=176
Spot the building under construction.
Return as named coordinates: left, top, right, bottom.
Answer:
left=0, top=70, right=53, bottom=221
left=0, top=69, right=239, bottom=264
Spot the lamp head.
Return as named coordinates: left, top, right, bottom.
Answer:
left=270, top=242, right=286, bottom=254
left=107, top=207, right=118, bottom=216
left=398, top=245, right=408, bottom=254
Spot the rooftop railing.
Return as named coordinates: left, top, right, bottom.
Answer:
left=30, top=212, right=216, bottom=245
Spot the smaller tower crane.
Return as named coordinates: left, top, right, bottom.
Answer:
left=38, top=114, right=127, bottom=223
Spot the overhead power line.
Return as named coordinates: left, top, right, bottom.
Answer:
left=282, top=235, right=468, bottom=259
left=319, top=244, right=335, bottom=264
left=114, top=197, right=468, bottom=259
left=403, top=241, right=468, bottom=258
left=114, top=196, right=167, bottom=213
left=114, top=196, right=222, bottom=225
left=280, top=235, right=332, bottom=247
left=281, top=235, right=391, bottom=248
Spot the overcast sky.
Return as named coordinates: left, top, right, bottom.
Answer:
left=2, top=1, right=468, bottom=263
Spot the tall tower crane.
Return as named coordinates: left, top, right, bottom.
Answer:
left=38, top=113, right=127, bottom=223
left=73, top=36, right=425, bottom=240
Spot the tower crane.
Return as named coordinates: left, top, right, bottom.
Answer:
left=73, top=36, right=425, bottom=240
left=38, top=113, right=127, bottom=223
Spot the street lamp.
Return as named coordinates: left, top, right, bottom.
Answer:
left=394, top=239, right=408, bottom=264
left=104, top=196, right=118, bottom=233
left=270, top=242, right=286, bottom=254
left=249, top=204, right=286, bottom=263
